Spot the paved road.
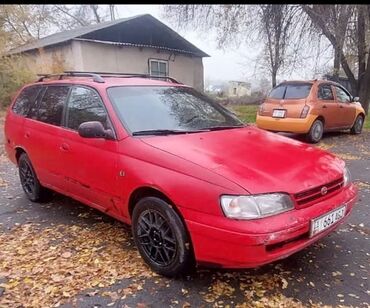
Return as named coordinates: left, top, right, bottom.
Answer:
left=0, top=117, right=369, bottom=307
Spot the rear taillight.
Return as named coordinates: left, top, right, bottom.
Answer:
left=300, top=105, right=310, bottom=118
left=258, top=103, right=265, bottom=115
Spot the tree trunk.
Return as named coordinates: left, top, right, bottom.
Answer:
left=358, top=87, right=369, bottom=115
left=90, top=5, right=101, bottom=23
left=358, top=54, right=370, bottom=114
left=271, top=69, right=277, bottom=87
left=333, top=48, right=340, bottom=78
left=357, top=6, right=366, bottom=94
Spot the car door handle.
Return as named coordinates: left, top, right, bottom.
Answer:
left=322, top=105, right=327, bottom=109
left=24, top=132, right=30, bottom=138
left=339, top=105, right=344, bottom=108
left=60, top=143, right=70, bottom=152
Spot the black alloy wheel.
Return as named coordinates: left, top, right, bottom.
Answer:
left=137, top=209, right=177, bottom=266
left=18, top=153, right=52, bottom=202
left=132, top=197, right=195, bottom=277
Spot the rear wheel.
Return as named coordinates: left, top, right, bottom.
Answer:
left=306, top=119, right=324, bottom=143
left=18, top=153, right=52, bottom=202
left=350, top=115, right=364, bottom=134
left=132, top=197, right=195, bottom=277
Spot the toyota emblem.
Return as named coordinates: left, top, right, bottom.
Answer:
left=321, top=186, right=328, bottom=195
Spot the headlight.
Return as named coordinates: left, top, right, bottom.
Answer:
left=343, top=166, right=351, bottom=186
left=220, top=193, right=294, bottom=220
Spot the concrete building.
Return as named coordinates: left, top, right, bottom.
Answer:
left=227, top=80, right=252, bottom=97
left=8, top=14, right=209, bottom=91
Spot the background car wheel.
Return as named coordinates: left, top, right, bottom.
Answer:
left=350, top=115, right=364, bottom=134
left=132, top=196, right=195, bottom=277
left=307, top=119, right=324, bottom=143
left=18, top=153, right=52, bottom=202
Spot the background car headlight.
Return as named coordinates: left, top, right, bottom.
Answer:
left=343, top=166, right=351, bottom=186
left=220, top=193, right=294, bottom=220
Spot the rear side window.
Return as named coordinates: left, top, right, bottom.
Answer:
left=268, top=84, right=312, bottom=99
left=36, top=86, right=70, bottom=126
left=318, top=85, right=334, bottom=100
left=66, top=86, right=108, bottom=130
left=12, top=86, right=41, bottom=116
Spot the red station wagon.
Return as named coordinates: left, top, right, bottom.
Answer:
left=4, top=72, right=358, bottom=277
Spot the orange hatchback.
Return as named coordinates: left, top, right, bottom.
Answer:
left=256, top=80, right=366, bottom=143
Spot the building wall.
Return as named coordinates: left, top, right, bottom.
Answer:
left=20, top=40, right=205, bottom=91
left=22, top=43, right=75, bottom=73
left=227, top=82, right=251, bottom=97
left=76, top=40, right=204, bottom=91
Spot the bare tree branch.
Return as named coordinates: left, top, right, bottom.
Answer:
left=54, top=5, right=88, bottom=27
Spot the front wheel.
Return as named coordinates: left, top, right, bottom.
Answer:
left=132, top=197, right=195, bottom=277
left=306, top=119, right=324, bottom=143
left=350, top=115, right=364, bottom=134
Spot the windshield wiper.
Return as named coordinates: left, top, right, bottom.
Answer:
left=202, top=125, right=245, bottom=131
left=132, top=129, right=209, bottom=136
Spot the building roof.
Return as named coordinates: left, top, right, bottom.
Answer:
left=229, top=80, right=251, bottom=86
left=8, top=14, right=209, bottom=57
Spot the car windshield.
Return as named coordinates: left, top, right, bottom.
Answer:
left=107, top=86, right=244, bottom=135
left=268, top=83, right=312, bottom=100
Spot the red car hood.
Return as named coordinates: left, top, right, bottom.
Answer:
left=141, top=126, right=345, bottom=194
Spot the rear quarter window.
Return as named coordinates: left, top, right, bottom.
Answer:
left=35, top=86, right=70, bottom=126
left=318, top=85, right=334, bottom=100
left=12, top=86, right=41, bottom=116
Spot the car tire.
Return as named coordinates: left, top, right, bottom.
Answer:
left=18, top=153, right=52, bottom=202
left=132, top=196, right=195, bottom=277
left=350, top=115, right=364, bottom=135
left=307, top=119, right=324, bottom=143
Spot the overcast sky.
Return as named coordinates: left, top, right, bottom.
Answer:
left=115, top=5, right=334, bottom=86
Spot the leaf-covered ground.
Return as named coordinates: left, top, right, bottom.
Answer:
left=0, top=115, right=369, bottom=308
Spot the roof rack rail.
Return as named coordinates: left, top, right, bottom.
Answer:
left=37, top=71, right=182, bottom=84
left=37, top=72, right=105, bottom=83
left=37, top=73, right=66, bottom=82
left=64, top=71, right=182, bottom=84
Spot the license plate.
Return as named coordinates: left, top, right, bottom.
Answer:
left=272, top=109, right=286, bottom=118
left=310, top=205, right=346, bottom=237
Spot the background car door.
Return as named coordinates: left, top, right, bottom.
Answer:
left=60, top=85, right=121, bottom=214
left=23, top=85, right=70, bottom=190
left=316, top=84, right=339, bottom=129
left=333, top=85, right=357, bottom=127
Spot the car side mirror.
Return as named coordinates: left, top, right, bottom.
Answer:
left=78, top=121, right=115, bottom=140
left=353, top=96, right=360, bottom=102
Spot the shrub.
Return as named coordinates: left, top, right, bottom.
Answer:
left=216, top=91, right=266, bottom=106
left=0, top=55, right=36, bottom=108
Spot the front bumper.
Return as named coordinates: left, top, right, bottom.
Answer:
left=183, top=183, right=357, bottom=268
left=256, top=114, right=317, bottom=134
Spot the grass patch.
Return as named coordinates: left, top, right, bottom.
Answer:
left=364, top=115, right=370, bottom=130
left=227, top=104, right=258, bottom=124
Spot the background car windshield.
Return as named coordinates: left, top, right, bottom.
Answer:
left=107, top=86, right=243, bottom=133
left=269, top=83, right=312, bottom=99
